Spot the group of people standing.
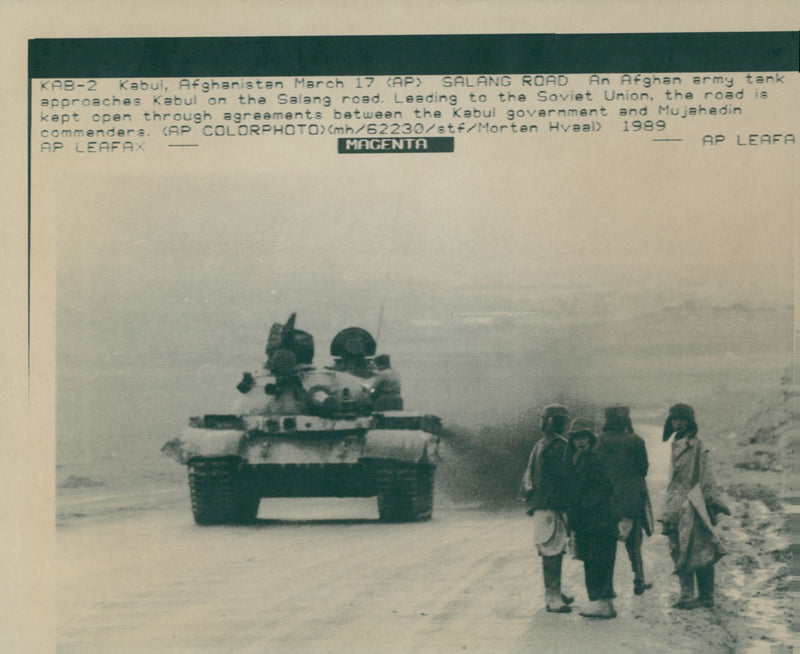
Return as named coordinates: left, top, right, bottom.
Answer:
left=521, top=402, right=729, bottom=619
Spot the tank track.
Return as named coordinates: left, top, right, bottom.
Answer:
left=376, top=461, right=434, bottom=522
left=188, top=458, right=259, bottom=525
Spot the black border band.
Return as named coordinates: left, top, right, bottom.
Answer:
left=29, top=32, right=800, bottom=78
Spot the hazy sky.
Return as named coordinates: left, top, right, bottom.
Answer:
left=54, top=140, right=795, bottom=317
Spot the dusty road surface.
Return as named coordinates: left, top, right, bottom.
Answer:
left=57, top=425, right=781, bottom=653
left=59, top=503, right=697, bottom=654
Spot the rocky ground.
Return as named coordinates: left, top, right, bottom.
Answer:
left=700, top=380, right=795, bottom=650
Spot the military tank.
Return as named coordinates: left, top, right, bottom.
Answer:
left=163, top=313, right=441, bottom=525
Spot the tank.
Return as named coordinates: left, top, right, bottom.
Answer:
left=162, top=313, right=441, bottom=525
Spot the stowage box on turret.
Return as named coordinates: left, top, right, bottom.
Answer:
left=163, top=313, right=441, bottom=524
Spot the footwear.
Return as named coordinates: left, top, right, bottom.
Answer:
left=543, top=555, right=571, bottom=613
left=561, top=592, right=575, bottom=605
left=674, top=595, right=714, bottom=610
left=579, top=600, right=604, bottom=618
left=634, top=581, right=653, bottom=595
left=695, top=566, right=714, bottom=608
left=545, top=588, right=571, bottom=612
left=546, top=597, right=572, bottom=613
left=671, top=573, right=694, bottom=609
left=580, top=599, right=616, bottom=619
left=603, top=599, right=618, bottom=619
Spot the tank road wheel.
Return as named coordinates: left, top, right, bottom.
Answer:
left=376, top=462, right=435, bottom=522
left=187, top=458, right=259, bottom=525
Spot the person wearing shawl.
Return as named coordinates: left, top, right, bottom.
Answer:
left=659, top=404, right=731, bottom=609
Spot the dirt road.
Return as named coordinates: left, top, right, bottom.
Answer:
left=58, top=503, right=688, bottom=654
left=56, top=426, right=779, bottom=653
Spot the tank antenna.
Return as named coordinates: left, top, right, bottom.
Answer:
left=375, top=303, right=385, bottom=347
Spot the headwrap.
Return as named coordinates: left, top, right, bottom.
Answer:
left=540, top=403, right=569, bottom=433
left=663, top=403, right=697, bottom=441
left=567, top=417, right=597, bottom=448
left=602, top=404, right=633, bottom=432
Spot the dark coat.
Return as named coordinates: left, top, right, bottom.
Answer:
left=566, top=444, right=617, bottom=560
left=596, top=428, right=649, bottom=520
left=520, top=434, right=570, bottom=513
left=566, top=446, right=616, bottom=535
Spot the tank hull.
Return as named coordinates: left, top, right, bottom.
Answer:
left=165, top=412, right=441, bottom=524
left=171, top=413, right=438, bottom=465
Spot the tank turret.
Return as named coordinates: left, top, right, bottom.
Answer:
left=163, top=313, right=440, bottom=525
left=234, top=317, right=404, bottom=418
